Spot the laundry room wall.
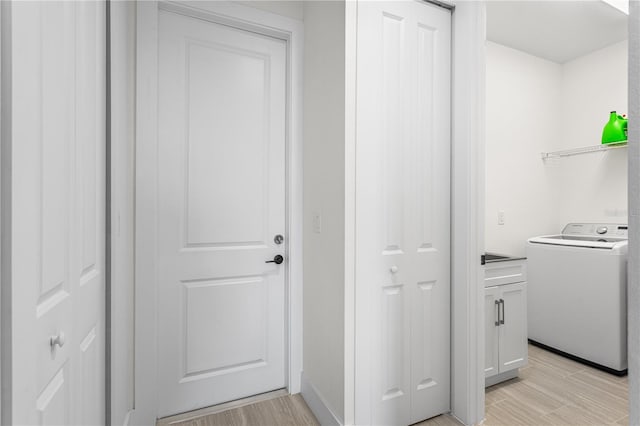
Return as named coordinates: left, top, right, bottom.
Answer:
left=486, top=40, right=629, bottom=256
left=485, top=41, right=561, bottom=257
left=550, top=40, right=628, bottom=229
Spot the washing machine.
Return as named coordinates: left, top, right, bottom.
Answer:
left=527, top=223, right=628, bottom=374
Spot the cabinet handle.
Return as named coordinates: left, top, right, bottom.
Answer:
left=499, top=299, right=505, bottom=325
left=494, top=300, right=500, bottom=326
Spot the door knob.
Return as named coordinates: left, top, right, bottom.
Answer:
left=266, top=255, right=284, bottom=265
left=50, top=332, right=66, bottom=348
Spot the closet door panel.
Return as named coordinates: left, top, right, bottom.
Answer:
left=356, top=1, right=451, bottom=424
left=409, top=3, right=451, bottom=423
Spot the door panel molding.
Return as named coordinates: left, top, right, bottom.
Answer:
left=133, top=2, right=303, bottom=423
left=1, top=1, right=107, bottom=424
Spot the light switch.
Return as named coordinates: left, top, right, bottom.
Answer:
left=498, top=210, right=505, bottom=225
left=313, top=212, right=322, bottom=234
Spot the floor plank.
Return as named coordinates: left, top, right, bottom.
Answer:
left=423, top=344, right=628, bottom=426
left=164, top=394, right=319, bottom=426
left=414, top=413, right=462, bottom=426
left=161, top=344, right=628, bottom=426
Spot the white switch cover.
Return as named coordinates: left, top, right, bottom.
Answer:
left=313, top=212, right=322, bottom=234
left=498, top=210, right=505, bottom=225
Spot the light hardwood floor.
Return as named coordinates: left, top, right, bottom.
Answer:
left=158, top=344, right=628, bottom=426
left=157, top=392, right=319, bottom=426
left=421, top=344, right=629, bottom=426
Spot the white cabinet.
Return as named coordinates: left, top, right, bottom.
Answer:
left=484, top=260, right=528, bottom=386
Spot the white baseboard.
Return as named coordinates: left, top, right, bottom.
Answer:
left=300, top=372, right=343, bottom=426
left=485, top=369, right=519, bottom=388
left=122, top=409, right=133, bottom=426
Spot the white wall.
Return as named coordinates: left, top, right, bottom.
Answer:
left=486, top=40, right=628, bottom=257
left=302, top=1, right=346, bottom=423
left=238, top=1, right=303, bottom=21
left=485, top=41, right=562, bottom=257
left=110, top=2, right=135, bottom=425
left=552, top=40, right=628, bottom=228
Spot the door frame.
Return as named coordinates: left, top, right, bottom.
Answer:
left=132, top=1, right=303, bottom=424
left=449, top=2, right=486, bottom=425
left=628, top=4, right=639, bottom=425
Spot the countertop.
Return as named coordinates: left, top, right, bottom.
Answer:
left=485, top=252, right=527, bottom=263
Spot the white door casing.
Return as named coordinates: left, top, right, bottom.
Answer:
left=156, top=8, right=287, bottom=417
left=355, top=1, right=451, bottom=424
left=7, top=1, right=106, bottom=424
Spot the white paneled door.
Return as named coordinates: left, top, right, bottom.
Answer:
left=9, top=1, right=106, bottom=424
left=157, top=10, right=287, bottom=417
left=356, top=1, right=451, bottom=424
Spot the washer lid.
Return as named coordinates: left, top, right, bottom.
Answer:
left=529, top=235, right=626, bottom=249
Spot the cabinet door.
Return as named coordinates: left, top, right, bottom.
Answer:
left=499, top=282, right=528, bottom=373
left=484, top=287, right=500, bottom=378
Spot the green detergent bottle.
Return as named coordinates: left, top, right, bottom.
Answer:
left=602, top=111, right=628, bottom=144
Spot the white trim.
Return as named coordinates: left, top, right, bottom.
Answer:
left=132, top=2, right=159, bottom=423
left=343, top=1, right=357, bottom=425
left=0, top=2, right=4, bottom=422
left=132, top=2, right=303, bottom=424
left=300, top=373, right=342, bottom=426
left=628, top=3, right=639, bottom=425
left=450, top=2, right=486, bottom=425
left=121, top=409, right=133, bottom=426
left=484, top=370, right=518, bottom=388
left=0, top=3, right=11, bottom=424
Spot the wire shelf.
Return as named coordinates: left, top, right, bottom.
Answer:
left=541, top=141, right=628, bottom=160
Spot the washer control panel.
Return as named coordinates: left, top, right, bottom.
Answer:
left=562, top=223, right=628, bottom=238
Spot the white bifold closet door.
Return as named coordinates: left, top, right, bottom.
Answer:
left=356, top=1, right=451, bottom=424
left=8, top=1, right=106, bottom=425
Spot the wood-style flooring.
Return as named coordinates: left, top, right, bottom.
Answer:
left=421, top=344, right=629, bottom=426
left=158, top=344, right=628, bottom=426
left=157, top=391, right=318, bottom=426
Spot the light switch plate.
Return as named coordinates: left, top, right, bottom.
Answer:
left=498, top=210, right=505, bottom=225
left=313, top=211, right=322, bottom=234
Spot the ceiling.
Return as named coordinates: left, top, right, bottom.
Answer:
left=486, top=1, right=628, bottom=64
